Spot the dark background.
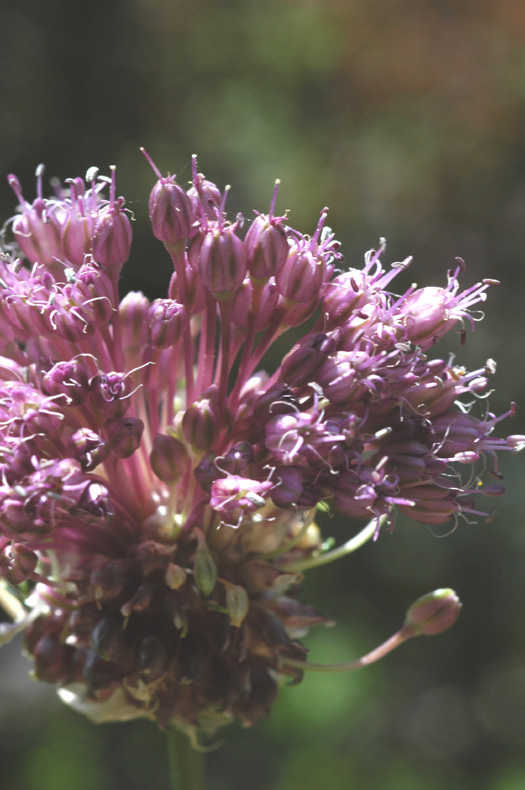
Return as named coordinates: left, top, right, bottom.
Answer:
left=0, top=1, right=524, bottom=788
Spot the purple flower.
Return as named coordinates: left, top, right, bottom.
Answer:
left=0, top=157, right=522, bottom=743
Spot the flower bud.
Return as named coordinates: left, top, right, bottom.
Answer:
left=91, top=614, right=130, bottom=662
left=92, top=198, right=132, bottom=279
left=8, top=172, right=64, bottom=269
left=187, top=171, right=222, bottom=221
left=136, top=634, right=171, bottom=679
left=401, top=287, right=457, bottom=346
left=32, top=634, right=74, bottom=684
left=119, top=291, right=150, bottom=360
left=181, top=385, right=221, bottom=450
left=276, top=241, right=326, bottom=303
left=402, top=588, right=462, bottom=637
left=197, top=225, right=247, bottom=299
left=230, top=277, right=280, bottom=331
left=150, top=433, right=189, bottom=483
left=245, top=214, right=289, bottom=279
left=147, top=299, right=187, bottom=349
left=149, top=175, right=194, bottom=245
left=105, top=417, right=144, bottom=458
left=281, top=332, right=338, bottom=387
left=61, top=202, right=94, bottom=269
left=168, top=265, right=206, bottom=315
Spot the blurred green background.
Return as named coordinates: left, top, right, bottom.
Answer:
left=1, top=0, right=524, bottom=788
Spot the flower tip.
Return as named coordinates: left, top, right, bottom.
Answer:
left=402, top=588, right=462, bottom=637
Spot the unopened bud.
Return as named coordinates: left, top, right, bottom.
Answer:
left=181, top=385, right=221, bottom=451
left=402, top=588, right=462, bottom=637
left=148, top=299, right=187, bottom=349
left=92, top=176, right=132, bottom=279
left=105, top=417, right=144, bottom=458
left=245, top=213, right=289, bottom=280
left=148, top=175, right=194, bottom=246
left=197, top=225, right=247, bottom=298
left=150, top=433, right=189, bottom=483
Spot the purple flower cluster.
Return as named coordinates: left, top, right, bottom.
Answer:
left=0, top=156, right=521, bottom=740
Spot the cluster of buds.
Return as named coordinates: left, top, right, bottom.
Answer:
left=0, top=155, right=521, bottom=744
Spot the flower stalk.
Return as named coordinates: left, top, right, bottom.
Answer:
left=167, top=727, right=207, bottom=790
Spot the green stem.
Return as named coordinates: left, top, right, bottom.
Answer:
left=167, top=728, right=207, bottom=790
left=280, top=514, right=386, bottom=572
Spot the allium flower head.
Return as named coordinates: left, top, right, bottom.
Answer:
left=0, top=156, right=522, bottom=744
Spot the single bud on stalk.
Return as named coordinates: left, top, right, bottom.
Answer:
left=401, top=588, right=462, bottom=637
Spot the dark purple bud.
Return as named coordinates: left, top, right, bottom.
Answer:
left=32, top=635, right=74, bottom=684
left=91, top=614, right=131, bottom=662
left=398, top=484, right=458, bottom=524
left=252, top=384, right=299, bottom=424
left=218, top=442, right=255, bottom=475
left=89, top=558, right=134, bottom=604
left=105, top=416, right=144, bottom=458
left=136, top=634, right=171, bottom=679
left=270, top=466, right=305, bottom=508
left=147, top=298, right=187, bottom=348
left=181, top=385, right=221, bottom=450
left=281, top=332, right=339, bottom=387
left=82, top=648, right=121, bottom=690
left=150, top=433, right=189, bottom=483
left=194, top=452, right=222, bottom=491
